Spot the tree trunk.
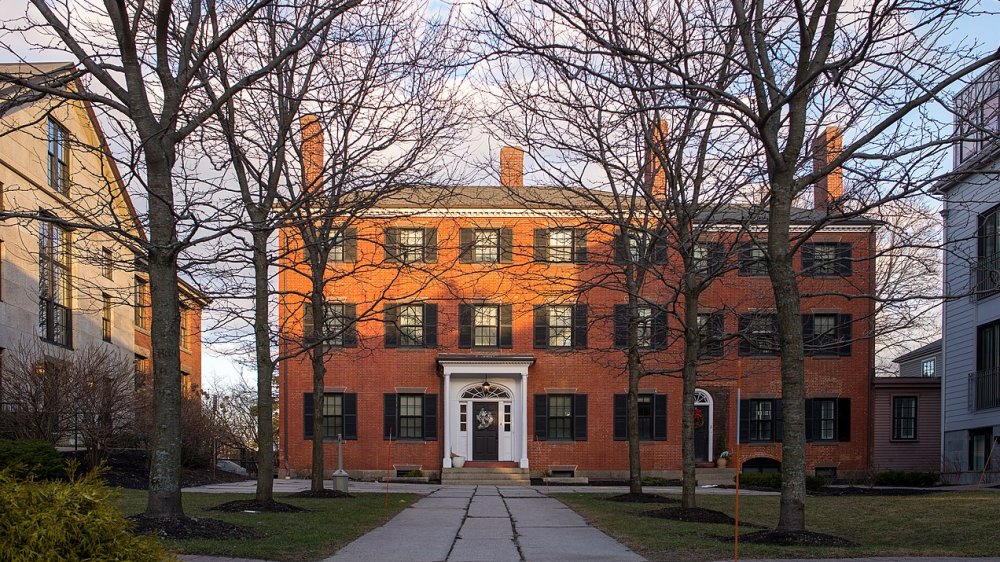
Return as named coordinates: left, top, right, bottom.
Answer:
left=680, top=279, right=700, bottom=509
left=767, top=184, right=807, bottom=532
left=144, top=149, right=185, bottom=518
left=309, top=269, right=327, bottom=492
left=252, top=228, right=275, bottom=503
left=626, top=288, right=643, bottom=495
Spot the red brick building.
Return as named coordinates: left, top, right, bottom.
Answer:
left=278, top=133, right=877, bottom=481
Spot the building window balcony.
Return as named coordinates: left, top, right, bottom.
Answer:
left=973, top=255, right=1000, bottom=300
left=970, top=368, right=1000, bottom=411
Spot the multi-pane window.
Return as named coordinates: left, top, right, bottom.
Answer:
left=474, top=305, right=499, bottom=347
left=474, top=229, right=500, bottom=262
left=739, top=313, right=777, bottom=356
left=613, top=393, right=666, bottom=441
left=817, top=399, right=836, bottom=441
left=398, top=394, right=424, bottom=439
left=101, top=247, right=113, bottom=279
left=802, top=243, right=851, bottom=277
left=39, top=220, right=72, bottom=347
left=739, top=244, right=767, bottom=276
left=179, top=307, right=190, bottom=350
left=329, top=235, right=345, bottom=262
left=637, top=395, right=654, bottom=440
left=398, top=228, right=425, bottom=263
left=636, top=306, right=653, bottom=348
left=398, top=304, right=424, bottom=346
left=304, top=392, right=357, bottom=440
left=813, top=314, right=837, bottom=349
left=134, top=354, right=150, bottom=388
left=698, top=312, right=724, bottom=356
left=693, top=244, right=710, bottom=271
left=101, top=293, right=112, bottom=342
left=977, top=206, right=1000, bottom=298
left=922, top=358, right=936, bottom=377
left=323, top=394, right=344, bottom=440
left=892, top=396, right=917, bottom=440
left=749, top=399, right=773, bottom=442
left=803, top=313, right=851, bottom=356
left=547, top=395, right=573, bottom=440
left=459, top=403, right=467, bottom=432
left=547, top=230, right=573, bottom=262
left=548, top=306, right=573, bottom=347
left=47, top=118, right=69, bottom=193
left=323, top=303, right=346, bottom=346
left=134, top=278, right=149, bottom=330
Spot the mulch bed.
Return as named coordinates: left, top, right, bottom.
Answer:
left=645, top=507, right=765, bottom=528
left=736, top=529, right=854, bottom=547
left=129, top=515, right=254, bottom=540
left=606, top=493, right=679, bottom=504
left=810, top=486, right=939, bottom=497
left=287, top=489, right=353, bottom=499
left=208, top=499, right=306, bottom=513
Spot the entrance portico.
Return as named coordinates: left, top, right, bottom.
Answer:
left=437, top=354, right=535, bottom=469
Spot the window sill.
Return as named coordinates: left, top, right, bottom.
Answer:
left=889, top=438, right=918, bottom=443
left=392, top=439, right=432, bottom=444
left=807, top=440, right=841, bottom=446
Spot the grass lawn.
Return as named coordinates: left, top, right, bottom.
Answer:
left=114, top=490, right=417, bottom=561
left=555, top=491, right=1000, bottom=561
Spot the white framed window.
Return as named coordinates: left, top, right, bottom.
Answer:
left=473, top=305, right=499, bottom=347
left=398, top=304, right=424, bottom=346
left=474, top=229, right=500, bottom=262
left=398, top=228, right=425, bottom=263
left=548, top=230, right=573, bottom=262
left=922, top=358, right=936, bottom=377
left=548, top=305, right=573, bottom=347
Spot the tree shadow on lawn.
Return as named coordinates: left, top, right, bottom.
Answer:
left=129, top=515, right=254, bottom=540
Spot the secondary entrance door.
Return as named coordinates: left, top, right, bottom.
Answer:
left=472, top=402, right=499, bottom=461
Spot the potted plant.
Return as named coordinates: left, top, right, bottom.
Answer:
left=715, top=433, right=730, bottom=468
left=450, top=450, right=466, bottom=468
left=716, top=450, right=731, bottom=468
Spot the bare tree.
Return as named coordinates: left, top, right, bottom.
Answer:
left=1, top=0, right=358, bottom=519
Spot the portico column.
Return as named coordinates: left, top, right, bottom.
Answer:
left=442, top=372, right=452, bottom=468
left=519, top=372, right=529, bottom=469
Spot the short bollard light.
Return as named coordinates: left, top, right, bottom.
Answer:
left=332, top=433, right=349, bottom=493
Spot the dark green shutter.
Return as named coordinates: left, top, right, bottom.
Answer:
left=837, top=314, right=853, bottom=356
left=458, top=304, right=472, bottom=348
left=459, top=229, right=474, bottom=263
left=573, top=394, right=588, bottom=441
left=836, top=243, right=852, bottom=276
left=424, top=228, right=438, bottom=263
left=801, top=244, right=815, bottom=273
left=343, top=393, right=357, bottom=440
left=613, top=394, right=627, bottom=440
left=303, top=303, right=314, bottom=343
left=738, top=315, right=752, bottom=355
left=653, top=394, right=668, bottom=440
left=344, top=227, right=357, bottom=262
left=709, top=242, right=725, bottom=272
left=534, top=229, right=548, bottom=261
left=303, top=393, right=314, bottom=439
left=707, top=312, right=724, bottom=356
left=804, top=399, right=815, bottom=442
left=739, top=400, right=750, bottom=443
left=533, top=306, right=549, bottom=348
left=774, top=399, right=783, bottom=442
left=534, top=394, right=548, bottom=440
left=499, top=305, right=513, bottom=348
left=385, top=227, right=400, bottom=262
left=614, top=231, right=629, bottom=263
left=384, top=305, right=399, bottom=348
left=573, top=229, right=588, bottom=263
left=342, top=304, right=357, bottom=347
left=423, top=394, right=438, bottom=440
left=802, top=314, right=815, bottom=356
left=500, top=228, right=514, bottom=263
left=739, top=244, right=755, bottom=275
left=423, top=303, right=438, bottom=347
left=653, top=306, right=668, bottom=349
left=383, top=394, right=397, bottom=440
left=652, top=234, right=669, bottom=264
left=613, top=305, right=628, bottom=348
left=837, top=398, right=851, bottom=442
left=573, top=304, right=588, bottom=348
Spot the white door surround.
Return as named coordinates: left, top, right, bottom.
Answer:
left=695, top=388, right=714, bottom=461
left=438, top=354, right=535, bottom=469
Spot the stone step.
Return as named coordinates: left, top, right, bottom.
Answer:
left=442, top=472, right=531, bottom=481
left=442, top=467, right=529, bottom=474
left=440, top=478, right=531, bottom=486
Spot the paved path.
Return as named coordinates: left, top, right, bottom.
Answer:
left=325, top=485, right=644, bottom=562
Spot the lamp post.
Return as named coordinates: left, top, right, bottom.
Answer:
left=332, top=433, right=349, bottom=492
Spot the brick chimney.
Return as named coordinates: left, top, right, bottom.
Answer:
left=813, top=126, right=843, bottom=212
left=644, top=120, right=668, bottom=200
left=300, top=114, right=324, bottom=191
left=500, top=146, right=524, bottom=188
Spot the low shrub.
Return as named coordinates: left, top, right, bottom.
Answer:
left=404, top=469, right=424, bottom=477
left=874, top=470, right=939, bottom=487
left=738, top=472, right=825, bottom=491
left=0, top=440, right=63, bottom=480
left=0, top=469, right=173, bottom=561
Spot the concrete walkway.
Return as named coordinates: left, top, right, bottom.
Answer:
left=325, top=485, right=644, bottom=562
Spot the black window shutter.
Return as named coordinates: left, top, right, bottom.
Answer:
left=573, top=229, right=588, bottom=263
left=344, top=228, right=357, bottom=262
left=801, top=244, right=815, bottom=274
left=738, top=315, right=752, bottom=355
left=303, top=393, right=314, bottom=439
left=774, top=399, right=784, bottom=442
left=802, top=314, right=815, bottom=356
left=343, top=393, right=358, bottom=440
left=652, top=234, right=669, bottom=265
left=613, top=394, right=627, bottom=440
left=709, top=242, right=725, bottom=272
left=385, top=227, right=400, bottom=262
left=343, top=304, right=358, bottom=347
left=458, top=304, right=473, bottom=348
left=499, top=304, right=513, bottom=348
left=534, top=229, right=548, bottom=262
left=534, top=394, right=548, bottom=440
left=384, top=305, right=399, bottom=348
left=837, top=314, right=853, bottom=356
left=804, top=398, right=815, bottom=442
left=614, top=231, right=629, bottom=263
left=739, top=244, right=754, bottom=274
left=574, top=394, right=588, bottom=441
left=533, top=305, right=549, bottom=348
left=303, top=303, right=314, bottom=342
left=423, top=303, right=438, bottom=347
left=837, top=398, right=851, bottom=442
left=739, top=399, right=750, bottom=443
left=383, top=394, right=397, bottom=440
left=653, top=306, right=668, bottom=349
left=424, top=228, right=438, bottom=263
left=708, top=312, right=724, bottom=356
left=653, top=394, right=668, bottom=440
left=613, top=305, right=628, bottom=348
left=423, top=394, right=438, bottom=440
left=836, top=243, right=853, bottom=276
left=500, top=228, right=514, bottom=263
left=573, top=304, right=588, bottom=348
left=459, top=228, right=474, bottom=263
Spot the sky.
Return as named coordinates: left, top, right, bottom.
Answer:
left=1, top=1, right=999, bottom=387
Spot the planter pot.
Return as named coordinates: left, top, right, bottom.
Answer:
left=716, top=458, right=728, bottom=468
left=452, top=456, right=466, bottom=468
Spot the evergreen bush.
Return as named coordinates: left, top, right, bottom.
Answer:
left=0, top=440, right=63, bottom=480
